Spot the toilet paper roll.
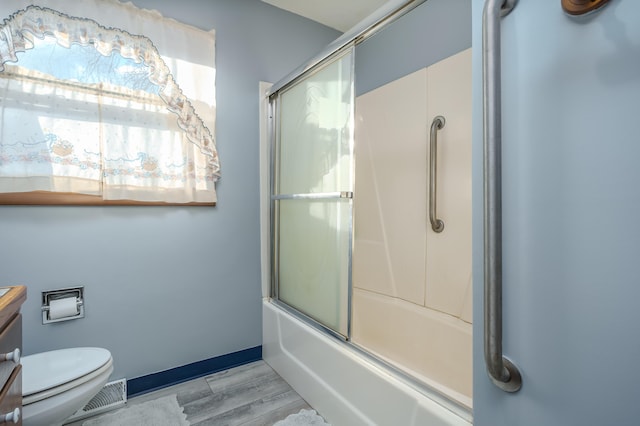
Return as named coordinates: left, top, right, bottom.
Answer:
left=48, top=297, right=79, bottom=320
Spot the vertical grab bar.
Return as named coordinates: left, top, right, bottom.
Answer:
left=482, top=0, right=522, bottom=393
left=429, top=116, right=445, bottom=233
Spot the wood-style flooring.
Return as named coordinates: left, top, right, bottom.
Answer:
left=66, top=360, right=320, bottom=426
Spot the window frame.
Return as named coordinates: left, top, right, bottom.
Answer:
left=0, top=192, right=215, bottom=206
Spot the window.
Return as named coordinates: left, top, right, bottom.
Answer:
left=0, top=2, right=219, bottom=205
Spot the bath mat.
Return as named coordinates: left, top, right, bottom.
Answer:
left=82, top=394, right=189, bottom=426
left=274, top=409, right=331, bottom=426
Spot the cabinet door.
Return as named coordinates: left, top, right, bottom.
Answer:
left=425, top=48, right=473, bottom=322
left=0, top=366, right=21, bottom=426
left=0, top=315, right=21, bottom=392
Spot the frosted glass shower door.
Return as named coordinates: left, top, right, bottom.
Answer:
left=271, top=50, right=354, bottom=337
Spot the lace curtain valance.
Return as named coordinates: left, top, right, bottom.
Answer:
left=0, top=0, right=219, bottom=203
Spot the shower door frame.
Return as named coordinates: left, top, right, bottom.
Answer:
left=266, top=0, right=429, bottom=343
left=264, top=0, right=472, bottom=420
left=268, top=46, right=356, bottom=341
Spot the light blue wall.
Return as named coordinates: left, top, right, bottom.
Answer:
left=0, top=0, right=339, bottom=380
left=355, top=0, right=471, bottom=96
left=472, top=1, right=640, bottom=425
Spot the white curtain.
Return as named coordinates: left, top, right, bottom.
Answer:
left=0, top=0, right=218, bottom=203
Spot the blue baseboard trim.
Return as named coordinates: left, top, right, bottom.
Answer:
left=127, top=345, right=262, bottom=398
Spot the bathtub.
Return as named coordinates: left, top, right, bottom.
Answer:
left=262, top=300, right=472, bottom=426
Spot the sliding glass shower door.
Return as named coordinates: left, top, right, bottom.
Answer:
left=270, top=49, right=355, bottom=337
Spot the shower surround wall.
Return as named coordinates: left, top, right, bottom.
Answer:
left=0, top=0, right=339, bottom=382
left=353, top=48, right=472, bottom=405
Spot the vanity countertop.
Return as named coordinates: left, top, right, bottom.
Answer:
left=0, top=286, right=26, bottom=328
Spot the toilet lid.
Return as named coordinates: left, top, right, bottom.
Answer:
left=22, top=347, right=112, bottom=396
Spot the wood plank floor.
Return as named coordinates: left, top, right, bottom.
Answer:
left=66, top=360, right=321, bottom=425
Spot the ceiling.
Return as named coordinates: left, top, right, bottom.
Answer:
left=261, top=0, right=389, bottom=32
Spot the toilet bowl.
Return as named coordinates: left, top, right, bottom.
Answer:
left=21, top=347, right=113, bottom=426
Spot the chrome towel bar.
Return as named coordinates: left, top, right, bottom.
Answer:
left=482, top=0, right=522, bottom=393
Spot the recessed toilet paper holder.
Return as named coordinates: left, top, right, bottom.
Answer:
left=41, top=286, right=85, bottom=324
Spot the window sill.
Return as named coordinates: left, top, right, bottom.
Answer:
left=0, top=192, right=215, bottom=206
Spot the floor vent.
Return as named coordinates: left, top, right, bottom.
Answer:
left=65, top=379, right=127, bottom=423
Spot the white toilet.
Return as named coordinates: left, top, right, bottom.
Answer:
left=21, top=347, right=113, bottom=426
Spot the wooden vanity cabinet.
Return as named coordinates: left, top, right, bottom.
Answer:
left=0, top=286, right=26, bottom=425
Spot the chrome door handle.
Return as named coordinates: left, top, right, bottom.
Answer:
left=482, top=0, right=522, bottom=393
left=429, top=115, right=445, bottom=233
